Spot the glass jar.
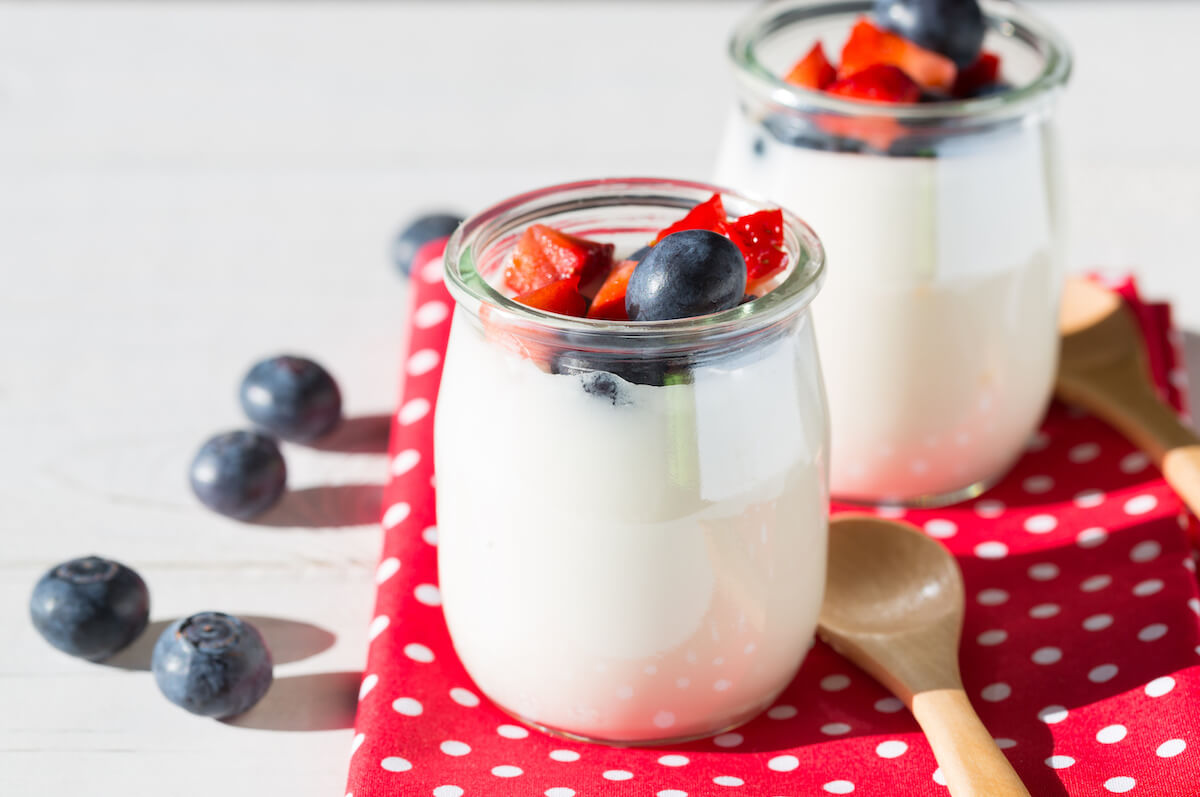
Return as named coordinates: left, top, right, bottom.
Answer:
left=715, top=0, right=1072, bottom=506
left=435, top=177, right=829, bottom=744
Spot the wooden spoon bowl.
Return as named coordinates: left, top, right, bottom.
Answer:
left=819, top=515, right=1029, bottom=797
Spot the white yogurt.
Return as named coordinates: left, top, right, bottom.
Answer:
left=715, top=112, right=1062, bottom=502
left=435, top=311, right=828, bottom=742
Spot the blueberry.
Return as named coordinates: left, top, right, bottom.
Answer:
left=152, top=612, right=273, bottom=719
left=392, top=213, right=463, bottom=277
left=190, top=430, right=286, bottom=520
left=29, top=556, right=150, bottom=661
left=240, top=355, right=342, bottom=441
left=626, top=230, right=746, bottom=321
left=874, top=0, right=985, bottom=68
left=752, top=136, right=767, bottom=158
left=628, top=245, right=653, bottom=264
left=551, top=352, right=679, bottom=391
left=970, top=81, right=1011, bottom=98
left=763, top=114, right=867, bottom=154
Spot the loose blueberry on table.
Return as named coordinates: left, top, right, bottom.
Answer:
left=392, top=212, right=464, bottom=277
left=240, top=354, right=343, bottom=442
left=152, top=611, right=273, bottom=719
left=29, top=556, right=150, bottom=661
left=189, top=430, right=287, bottom=520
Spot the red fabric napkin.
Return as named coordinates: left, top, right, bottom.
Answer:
left=345, top=247, right=1200, bottom=797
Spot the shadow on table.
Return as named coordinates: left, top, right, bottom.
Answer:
left=105, top=615, right=336, bottom=671
left=225, top=670, right=361, bottom=732
left=307, top=413, right=393, bottom=454
left=250, top=483, right=383, bottom=528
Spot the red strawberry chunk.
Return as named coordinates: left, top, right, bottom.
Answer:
left=512, top=276, right=589, bottom=317
left=953, top=51, right=1001, bottom=98
left=504, top=224, right=614, bottom=296
left=784, top=42, right=837, bottom=90
left=840, top=17, right=956, bottom=92
left=729, top=209, right=787, bottom=282
left=586, top=260, right=637, bottom=321
left=828, top=64, right=922, bottom=104
left=652, top=193, right=730, bottom=244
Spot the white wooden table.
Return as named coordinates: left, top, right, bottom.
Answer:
left=3, top=2, right=1198, bottom=794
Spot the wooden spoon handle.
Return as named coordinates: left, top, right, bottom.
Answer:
left=1061, top=365, right=1200, bottom=517
left=911, top=688, right=1030, bottom=797
left=1163, top=446, right=1200, bottom=518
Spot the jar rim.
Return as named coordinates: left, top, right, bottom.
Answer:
left=442, top=177, right=826, bottom=347
left=727, top=0, right=1072, bottom=124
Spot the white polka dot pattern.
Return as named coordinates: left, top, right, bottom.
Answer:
left=348, top=273, right=1200, bottom=796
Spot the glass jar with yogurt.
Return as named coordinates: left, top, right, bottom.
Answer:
left=435, top=178, right=829, bottom=744
left=715, top=0, right=1071, bottom=506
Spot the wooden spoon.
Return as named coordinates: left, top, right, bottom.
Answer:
left=1057, top=276, right=1200, bottom=515
left=818, top=515, right=1029, bottom=797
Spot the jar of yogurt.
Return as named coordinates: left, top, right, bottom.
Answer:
left=435, top=178, right=829, bottom=744
left=715, top=0, right=1072, bottom=506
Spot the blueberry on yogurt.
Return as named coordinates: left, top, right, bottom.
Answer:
left=626, top=230, right=746, bottom=321
left=874, top=0, right=986, bottom=69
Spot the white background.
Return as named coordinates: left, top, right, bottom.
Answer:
left=3, top=2, right=1199, bottom=795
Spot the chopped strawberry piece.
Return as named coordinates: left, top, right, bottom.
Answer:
left=953, top=51, right=1001, bottom=98
left=587, top=260, right=637, bottom=320
left=504, top=224, right=614, bottom=296
left=840, top=18, right=957, bottom=92
left=513, top=276, right=589, bottom=317
left=652, top=194, right=730, bottom=244
left=729, top=209, right=787, bottom=282
left=784, top=42, right=837, bottom=90
left=827, top=64, right=922, bottom=104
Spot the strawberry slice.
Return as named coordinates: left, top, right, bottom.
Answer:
left=512, top=276, right=589, bottom=317
left=784, top=42, right=837, bottom=90
left=827, top=64, right=922, bottom=104
left=840, top=18, right=956, bottom=92
left=504, top=224, right=615, bottom=296
left=729, top=209, right=787, bottom=282
left=586, top=260, right=637, bottom=320
left=652, top=193, right=730, bottom=244
left=953, top=51, right=1001, bottom=98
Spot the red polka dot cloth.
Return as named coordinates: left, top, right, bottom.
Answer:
left=346, top=246, right=1200, bottom=797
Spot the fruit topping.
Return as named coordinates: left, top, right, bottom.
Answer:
left=505, top=224, right=614, bottom=295
left=628, top=245, right=653, bottom=263
left=784, top=42, right=838, bottom=90
left=874, top=0, right=986, bottom=69
left=190, top=430, right=287, bottom=520
left=626, top=230, right=747, bottom=321
left=651, top=193, right=730, bottom=243
left=152, top=612, right=273, bottom=719
left=240, top=355, right=342, bottom=442
left=827, top=63, right=922, bottom=103
left=513, top=276, right=589, bottom=317
left=840, top=18, right=957, bottom=92
left=952, top=51, right=1002, bottom=98
left=587, top=260, right=638, bottom=320
left=728, top=208, right=788, bottom=283
left=392, top=213, right=463, bottom=277
left=29, top=556, right=150, bottom=661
